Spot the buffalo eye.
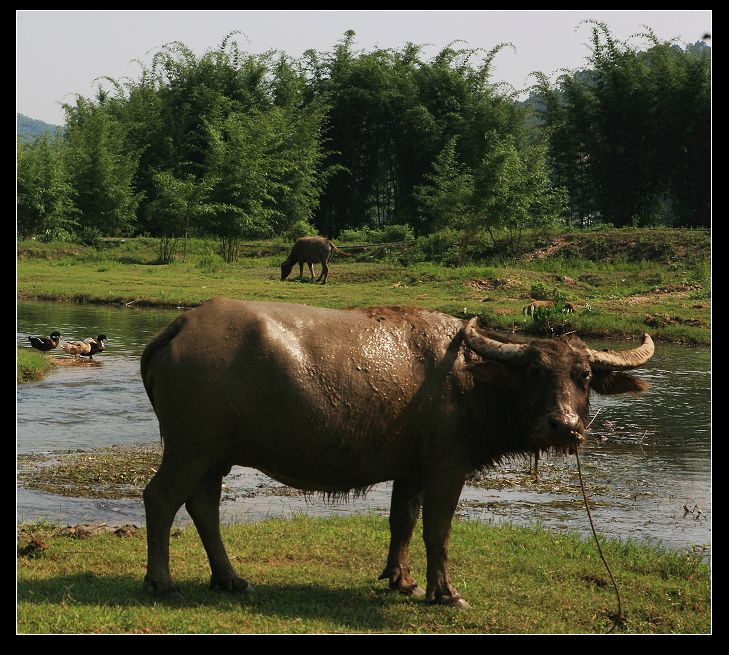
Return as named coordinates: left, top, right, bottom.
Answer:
left=572, top=368, right=592, bottom=388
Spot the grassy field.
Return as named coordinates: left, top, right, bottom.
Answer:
left=16, top=228, right=711, bottom=634
left=17, top=228, right=710, bottom=344
left=16, top=515, right=710, bottom=634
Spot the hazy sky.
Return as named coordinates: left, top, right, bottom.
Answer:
left=17, top=10, right=711, bottom=125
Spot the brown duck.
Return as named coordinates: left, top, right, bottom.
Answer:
left=61, top=335, right=109, bottom=360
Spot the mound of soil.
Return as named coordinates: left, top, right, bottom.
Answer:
left=519, top=230, right=709, bottom=264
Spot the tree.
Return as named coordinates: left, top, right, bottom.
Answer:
left=63, top=96, right=142, bottom=236
left=533, top=23, right=711, bottom=228
left=309, top=34, right=525, bottom=236
left=530, top=71, right=598, bottom=227
left=473, top=132, right=565, bottom=254
left=414, top=137, right=473, bottom=228
left=119, top=35, right=328, bottom=251
left=415, top=133, right=565, bottom=264
left=144, top=171, right=216, bottom=263
left=17, top=133, right=77, bottom=239
left=203, top=102, right=328, bottom=261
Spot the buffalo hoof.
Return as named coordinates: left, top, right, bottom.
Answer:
left=427, top=592, right=471, bottom=609
left=379, top=567, right=423, bottom=597
left=403, top=585, right=426, bottom=598
left=390, top=582, right=425, bottom=598
left=210, top=573, right=253, bottom=594
left=143, top=575, right=186, bottom=602
left=434, top=595, right=470, bottom=609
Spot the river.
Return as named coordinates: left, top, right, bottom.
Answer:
left=17, top=300, right=711, bottom=555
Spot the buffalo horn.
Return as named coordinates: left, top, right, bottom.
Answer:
left=463, top=317, right=528, bottom=364
left=586, top=333, right=655, bottom=370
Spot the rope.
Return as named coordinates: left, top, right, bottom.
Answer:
left=575, top=442, right=626, bottom=632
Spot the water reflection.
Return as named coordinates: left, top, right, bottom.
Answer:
left=17, top=300, right=710, bottom=553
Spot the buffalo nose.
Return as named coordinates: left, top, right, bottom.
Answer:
left=549, top=413, right=581, bottom=433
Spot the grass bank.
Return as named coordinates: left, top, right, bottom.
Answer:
left=17, top=229, right=710, bottom=344
left=17, top=515, right=710, bottom=634
left=17, top=348, right=55, bottom=383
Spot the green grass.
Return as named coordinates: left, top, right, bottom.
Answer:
left=17, top=230, right=710, bottom=344
left=17, top=348, right=55, bottom=383
left=16, top=515, right=710, bottom=634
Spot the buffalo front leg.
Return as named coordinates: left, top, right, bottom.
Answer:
left=379, top=479, right=424, bottom=596
left=422, top=472, right=469, bottom=608
left=143, top=455, right=209, bottom=599
left=185, top=467, right=252, bottom=593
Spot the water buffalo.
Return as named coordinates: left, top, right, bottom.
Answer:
left=141, top=298, right=654, bottom=607
left=523, top=299, right=576, bottom=316
left=280, top=236, right=350, bottom=284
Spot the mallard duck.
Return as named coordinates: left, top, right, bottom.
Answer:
left=28, top=331, right=61, bottom=353
left=61, top=335, right=109, bottom=360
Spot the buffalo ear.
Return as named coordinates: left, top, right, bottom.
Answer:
left=591, top=371, right=650, bottom=395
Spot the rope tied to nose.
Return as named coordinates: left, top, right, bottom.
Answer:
left=576, top=408, right=626, bottom=632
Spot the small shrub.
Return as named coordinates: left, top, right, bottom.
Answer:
left=157, top=237, right=179, bottom=264
left=284, top=220, right=318, bottom=241
left=416, top=229, right=461, bottom=266
left=338, top=227, right=372, bottom=243
left=195, top=253, right=224, bottom=274
left=529, top=283, right=566, bottom=302
left=526, top=301, right=576, bottom=336
left=77, top=227, right=103, bottom=248
left=39, top=227, right=74, bottom=243
left=338, top=224, right=414, bottom=245
left=377, top=224, right=415, bottom=243
left=690, top=260, right=710, bottom=287
left=529, top=282, right=549, bottom=300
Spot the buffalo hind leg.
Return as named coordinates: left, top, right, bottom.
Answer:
left=317, top=260, right=329, bottom=284
left=143, top=455, right=209, bottom=599
left=185, top=467, right=252, bottom=593
left=422, top=471, right=469, bottom=608
left=379, top=478, right=424, bottom=596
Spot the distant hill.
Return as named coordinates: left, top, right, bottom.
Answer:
left=17, top=114, right=63, bottom=143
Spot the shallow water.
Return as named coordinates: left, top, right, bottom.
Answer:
left=17, top=300, right=711, bottom=553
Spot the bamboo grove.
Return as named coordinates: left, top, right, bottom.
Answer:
left=17, top=24, right=710, bottom=261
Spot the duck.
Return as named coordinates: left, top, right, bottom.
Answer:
left=60, top=335, right=108, bottom=360
left=83, top=335, right=108, bottom=359
left=28, top=331, right=62, bottom=353
left=60, top=339, right=92, bottom=360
